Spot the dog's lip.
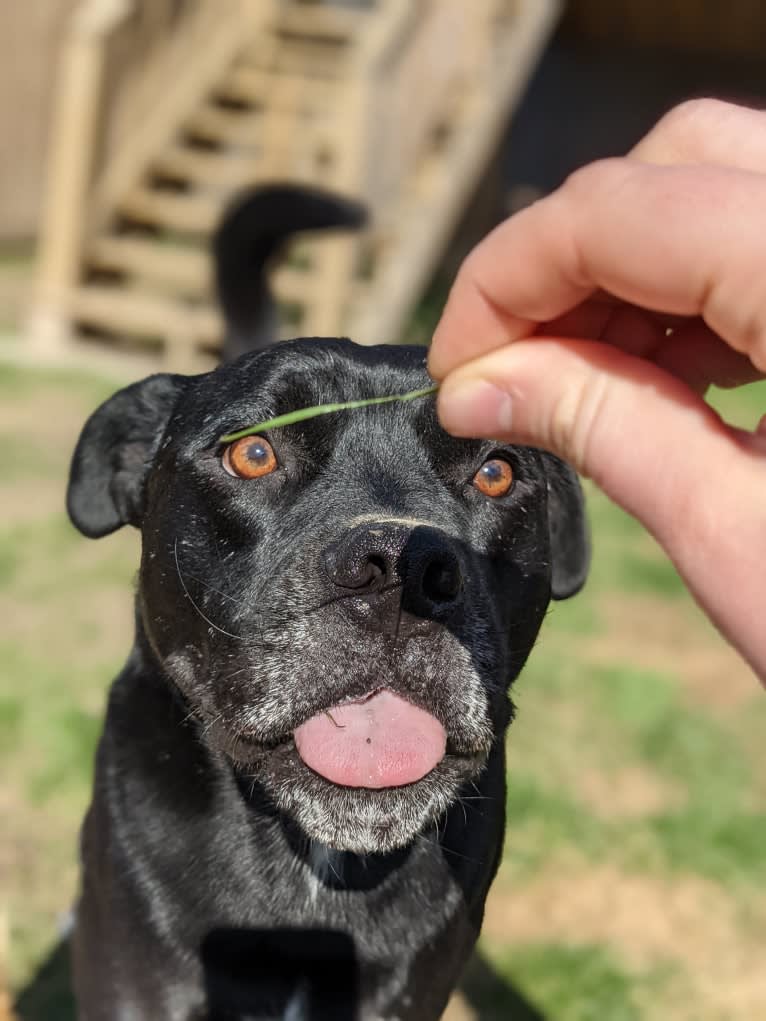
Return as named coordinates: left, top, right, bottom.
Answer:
left=335, top=686, right=385, bottom=708
left=233, top=730, right=469, bottom=761
left=222, top=723, right=476, bottom=769
left=214, top=687, right=487, bottom=765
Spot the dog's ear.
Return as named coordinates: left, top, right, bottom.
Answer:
left=67, top=374, right=188, bottom=539
left=541, top=453, right=590, bottom=599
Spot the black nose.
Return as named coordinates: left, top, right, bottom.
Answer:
left=323, top=524, right=463, bottom=636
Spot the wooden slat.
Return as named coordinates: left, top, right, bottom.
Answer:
left=268, top=41, right=351, bottom=79
left=185, top=101, right=334, bottom=153
left=352, top=0, right=414, bottom=71
left=70, top=284, right=222, bottom=342
left=155, top=142, right=338, bottom=193
left=154, top=144, right=262, bottom=190
left=273, top=4, right=368, bottom=42
left=118, top=187, right=222, bottom=233
left=217, top=65, right=339, bottom=109
left=32, top=5, right=116, bottom=349
left=88, top=233, right=314, bottom=303
left=88, top=235, right=210, bottom=292
left=184, top=104, right=266, bottom=147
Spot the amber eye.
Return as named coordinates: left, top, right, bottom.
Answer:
left=473, top=458, right=513, bottom=498
left=223, top=436, right=278, bottom=479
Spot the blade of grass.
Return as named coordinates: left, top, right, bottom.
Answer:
left=220, top=385, right=439, bottom=442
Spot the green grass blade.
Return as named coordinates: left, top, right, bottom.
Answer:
left=219, top=385, right=439, bottom=442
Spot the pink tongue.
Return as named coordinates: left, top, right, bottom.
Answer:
left=294, top=689, right=446, bottom=789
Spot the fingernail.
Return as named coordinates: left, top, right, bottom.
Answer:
left=439, top=379, right=514, bottom=437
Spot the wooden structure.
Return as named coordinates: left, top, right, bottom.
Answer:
left=29, top=0, right=560, bottom=370
left=0, top=1, right=80, bottom=241
left=563, top=0, right=766, bottom=56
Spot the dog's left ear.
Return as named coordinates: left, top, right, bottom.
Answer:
left=541, top=453, right=590, bottom=599
left=67, top=373, right=188, bottom=539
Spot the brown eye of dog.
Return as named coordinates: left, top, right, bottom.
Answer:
left=473, top=458, right=513, bottom=498
left=223, top=436, right=278, bottom=479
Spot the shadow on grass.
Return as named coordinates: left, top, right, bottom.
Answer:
left=459, top=951, right=546, bottom=1020
left=15, top=938, right=545, bottom=1021
left=14, top=940, right=75, bottom=1021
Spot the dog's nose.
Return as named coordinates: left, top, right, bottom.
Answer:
left=323, top=524, right=463, bottom=636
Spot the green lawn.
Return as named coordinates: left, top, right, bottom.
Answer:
left=1, top=359, right=764, bottom=1020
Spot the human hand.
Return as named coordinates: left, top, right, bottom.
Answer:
left=428, top=100, right=766, bottom=679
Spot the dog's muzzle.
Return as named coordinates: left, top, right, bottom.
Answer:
left=323, top=522, right=464, bottom=637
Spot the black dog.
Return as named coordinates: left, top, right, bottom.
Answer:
left=66, top=195, right=589, bottom=1020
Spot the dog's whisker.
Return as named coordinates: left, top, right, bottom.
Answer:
left=219, top=665, right=253, bottom=684
left=173, top=537, right=246, bottom=640
left=439, top=843, right=483, bottom=867
left=458, top=798, right=468, bottom=827
left=393, top=588, right=403, bottom=646
left=177, top=570, right=242, bottom=605
left=327, top=855, right=343, bottom=886
left=211, top=526, right=236, bottom=590
left=201, top=711, right=225, bottom=739
left=423, top=831, right=482, bottom=868
left=300, top=581, right=404, bottom=618
left=179, top=705, right=201, bottom=727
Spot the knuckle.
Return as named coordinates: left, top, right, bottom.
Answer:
left=738, top=316, right=766, bottom=372
left=562, top=158, right=629, bottom=199
left=547, top=369, right=610, bottom=476
left=706, top=277, right=766, bottom=372
left=650, top=98, right=733, bottom=157
left=661, top=97, right=723, bottom=133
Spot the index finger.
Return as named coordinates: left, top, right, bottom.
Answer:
left=428, top=159, right=766, bottom=379
left=630, top=98, right=766, bottom=168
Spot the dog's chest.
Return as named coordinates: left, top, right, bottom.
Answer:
left=203, top=833, right=474, bottom=1019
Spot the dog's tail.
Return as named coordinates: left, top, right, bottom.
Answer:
left=213, top=184, right=367, bottom=361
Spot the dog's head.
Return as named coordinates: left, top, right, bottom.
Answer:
left=68, top=339, right=588, bottom=854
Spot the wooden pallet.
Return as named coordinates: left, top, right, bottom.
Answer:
left=29, top=0, right=561, bottom=371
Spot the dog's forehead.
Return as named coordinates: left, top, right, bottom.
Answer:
left=210, top=338, right=431, bottom=404
left=177, top=338, right=448, bottom=451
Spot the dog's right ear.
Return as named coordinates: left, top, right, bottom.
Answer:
left=67, top=374, right=188, bottom=539
left=541, top=453, right=591, bottom=600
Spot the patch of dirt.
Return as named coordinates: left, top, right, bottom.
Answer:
left=0, top=390, right=88, bottom=448
left=0, top=481, right=66, bottom=524
left=0, top=908, right=16, bottom=1021
left=0, top=784, right=81, bottom=990
left=442, top=991, right=475, bottom=1021
left=0, top=582, right=133, bottom=675
left=584, top=594, right=757, bottom=710
left=0, top=387, right=95, bottom=528
left=482, top=863, right=766, bottom=1020
left=576, top=764, right=684, bottom=819
left=0, top=263, right=31, bottom=333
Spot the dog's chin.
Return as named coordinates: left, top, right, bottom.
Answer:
left=258, top=743, right=486, bottom=855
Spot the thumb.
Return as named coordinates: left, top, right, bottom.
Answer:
left=435, top=338, right=765, bottom=666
